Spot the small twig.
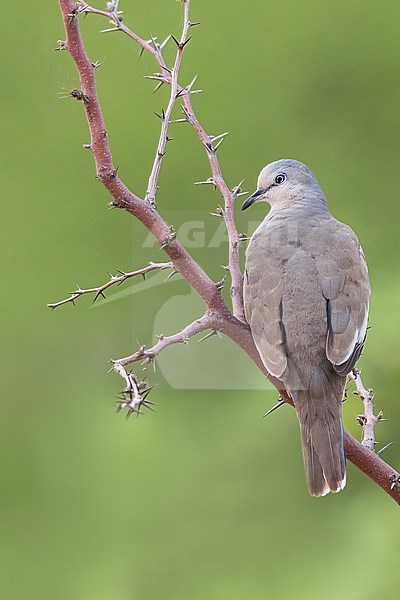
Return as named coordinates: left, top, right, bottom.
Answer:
left=113, top=364, right=154, bottom=419
left=80, top=3, right=156, bottom=55
left=179, top=103, right=244, bottom=319
left=144, top=1, right=191, bottom=207
left=350, top=368, right=383, bottom=451
left=47, top=261, right=172, bottom=309
left=112, top=313, right=212, bottom=367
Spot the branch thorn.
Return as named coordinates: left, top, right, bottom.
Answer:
left=160, top=35, right=171, bottom=50
left=197, top=330, right=219, bottom=344
left=55, top=40, right=68, bottom=51
left=215, top=275, right=226, bottom=290
left=210, top=206, right=224, bottom=218
left=377, top=441, right=394, bottom=456
left=263, top=399, right=286, bottom=418
left=100, top=27, right=120, bottom=34
left=194, top=177, right=216, bottom=186
left=186, top=74, right=198, bottom=92
left=389, top=474, right=400, bottom=491
left=153, top=81, right=164, bottom=93
left=164, top=269, right=179, bottom=282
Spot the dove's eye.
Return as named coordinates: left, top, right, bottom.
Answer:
left=275, top=173, right=286, bottom=185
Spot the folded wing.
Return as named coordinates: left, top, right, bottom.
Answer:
left=244, top=246, right=288, bottom=379
left=316, top=224, right=370, bottom=375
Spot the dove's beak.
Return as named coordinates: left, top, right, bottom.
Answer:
left=241, top=189, right=264, bottom=211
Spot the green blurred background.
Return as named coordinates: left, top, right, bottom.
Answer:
left=2, top=1, right=400, bottom=598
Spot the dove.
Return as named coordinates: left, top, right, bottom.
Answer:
left=242, top=159, right=370, bottom=496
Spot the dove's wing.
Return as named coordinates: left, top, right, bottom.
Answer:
left=315, top=222, right=370, bottom=375
left=244, top=231, right=288, bottom=379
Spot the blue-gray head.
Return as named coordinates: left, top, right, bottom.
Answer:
left=241, top=159, right=325, bottom=211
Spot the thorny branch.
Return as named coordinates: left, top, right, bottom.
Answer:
left=79, top=0, right=245, bottom=320
left=113, top=313, right=213, bottom=367
left=144, top=0, right=191, bottom=207
left=47, top=261, right=172, bottom=308
left=111, top=313, right=215, bottom=409
left=55, top=0, right=400, bottom=503
left=113, top=364, right=154, bottom=418
left=349, top=368, right=384, bottom=451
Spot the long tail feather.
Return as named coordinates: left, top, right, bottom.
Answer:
left=292, top=370, right=346, bottom=496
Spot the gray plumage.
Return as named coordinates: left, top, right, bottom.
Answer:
left=242, top=159, right=370, bottom=496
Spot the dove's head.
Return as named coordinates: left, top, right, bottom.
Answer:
left=241, top=159, right=325, bottom=211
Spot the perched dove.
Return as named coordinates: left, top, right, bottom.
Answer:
left=242, top=159, right=370, bottom=496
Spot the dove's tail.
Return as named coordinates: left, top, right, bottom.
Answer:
left=292, top=369, right=346, bottom=497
